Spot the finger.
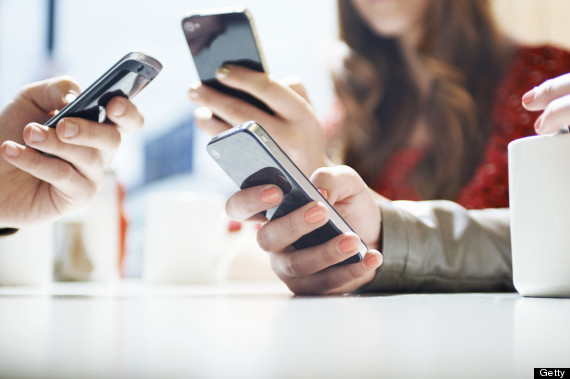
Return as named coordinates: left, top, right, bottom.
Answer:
left=281, top=75, right=310, bottom=102
left=310, top=165, right=366, bottom=205
left=19, top=76, right=80, bottom=113
left=1, top=141, right=96, bottom=200
left=522, top=73, right=570, bottom=111
left=54, top=118, right=121, bottom=153
left=534, top=94, right=570, bottom=134
left=287, top=250, right=383, bottom=295
left=188, top=83, right=272, bottom=127
left=271, top=232, right=363, bottom=278
left=24, top=122, right=108, bottom=183
left=193, top=107, right=232, bottom=136
left=214, top=65, right=311, bottom=120
left=225, top=185, right=283, bottom=222
left=105, top=97, right=144, bottom=133
left=256, top=201, right=330, bottom=253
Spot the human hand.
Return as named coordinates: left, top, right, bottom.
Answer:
left=188, top=65, right=327, bottom=176
left=522, top=72, right=570, bottom=134
left=225, top=165, right=383, bottom=295
left=0, top=77, right=143, bottom=228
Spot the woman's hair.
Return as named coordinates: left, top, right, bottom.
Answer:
left=333, top=0, right=510, bottom=199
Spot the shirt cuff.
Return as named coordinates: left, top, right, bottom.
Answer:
left=358, top=200, right=410, bottom=293
left=0, top=228, right=19, bottom=236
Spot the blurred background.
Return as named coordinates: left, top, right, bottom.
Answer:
left=1, top=0, right=569, bottom=278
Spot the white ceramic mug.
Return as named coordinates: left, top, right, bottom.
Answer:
left=142, top=192, right=243, bottom=284
left=508, top=132, right=570, bottom=297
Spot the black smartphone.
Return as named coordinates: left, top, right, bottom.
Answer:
left=45, top=52, right=162, bottom=128
left=207, top=121, right=367, bottom=265
left=182, top=7, right=273, bottom=114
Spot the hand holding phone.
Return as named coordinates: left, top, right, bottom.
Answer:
left=0, top=54, right=160, bottom=227
left=207, top=121, right=368, bottom=266
left=182, top=7, right=273, bottom=114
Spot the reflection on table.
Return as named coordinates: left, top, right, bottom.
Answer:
left=0, top=281, right=568, bottom=379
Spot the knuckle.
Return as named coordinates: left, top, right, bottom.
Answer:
left=320, top=242, right=338, bottom=266
left=258, top=74, right=272, bottom=93
left=84, top=180, right=99, bottom=201
left=540, top=79, right=555, bottom=96
left=227, top=100, right=249, bottom=119
left=19, top=82, right=34, bottom=97
left=282, top=213, right=300, bottom=238
left=313, top=167, right=333, bottom=182
left=55, top=76, right=76, bottom=90
left=339, top=164, right=358, bottom=176
left=226, top=193, right=252, bottom=221
left=282, top=255, right=302, bottom=277
left=318, top=275, right=341, bottom=295
left=51, top=76, right=78, bottom=100
left=28, top=153, right=43, bottom=172
left=88, top=149, right=105, bottom=168
left=108, top=128, right=122, bottom=151
left=54, top=163, right=74, bottom=185
left=256, top=229, right=273, bottom=252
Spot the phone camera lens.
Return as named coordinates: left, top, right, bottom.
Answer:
left=137, top=65, right=144, bottom=72
left=185, top=22, right=200, bottom=32
left=210, top=149, right=221, bottom=159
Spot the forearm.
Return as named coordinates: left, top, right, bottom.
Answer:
left=362, top=200, right=513, bottom=293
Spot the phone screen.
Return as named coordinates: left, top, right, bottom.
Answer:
left=45, top=53, right=162, bottom=128
left=183, top=10, right=273, bottom=114
left=207, top=122, right=365, bottom=265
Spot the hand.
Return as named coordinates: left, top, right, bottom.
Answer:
left=522, top=72, right=570, bottom=134
left=188, top=65, right=327, bottom=176
left=0, top=77, right=143, bottom=228
left=225, top=165, right=383, bottom=295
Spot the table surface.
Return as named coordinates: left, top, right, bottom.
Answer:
left=0, top=280, right=568, bottom=379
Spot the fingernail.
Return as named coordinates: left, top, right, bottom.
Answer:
left=216, top=65, right=231, bottom=79
left=318, top=188, right=328, bottom=200
left=4, top=142, right=20, bottom=158
left=534, top=115, right=543, bottom=133
left=228, top=220, right=242, bottom=232
left=338, top=236, right=357, bottom=254
left=522, top=89, right=536, bottom=105
left=64, top=92, right=78, bottom=104
left=29, top=125, right=46, bottom=143
left=109, top=98, right=126, bottom=117
left=260, top=186, right=280, bottom=204
left=193, top=107, right=212, bottom=121
left=63, top=120, right=78, bottom=138
left=188, top=83, right=202, bottom=99
left=304, top=204, right=325, bottom=224
left=364, top=253, right=382, bottom=269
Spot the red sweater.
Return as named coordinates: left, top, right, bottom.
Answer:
left=366, top=46, right=570, bottom=209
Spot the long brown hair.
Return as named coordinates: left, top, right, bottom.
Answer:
left=333, top=0, right=510, bottom=199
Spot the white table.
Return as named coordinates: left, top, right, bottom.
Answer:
left=0, top=280, right=568, bottom=379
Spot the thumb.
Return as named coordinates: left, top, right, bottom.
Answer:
left=310, top=165, right=365, bottom=205
left=19, top=76, right=80, bottom=113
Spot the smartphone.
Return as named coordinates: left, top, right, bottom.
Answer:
left=207, top=121, right=367, bottom=265
left=45, top=52, right=162, bottom=128
left=182, top=7, right=273, bottom=114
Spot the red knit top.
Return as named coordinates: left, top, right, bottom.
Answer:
left=325, top=46, right=570, bottom=209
